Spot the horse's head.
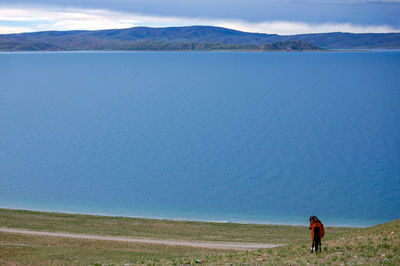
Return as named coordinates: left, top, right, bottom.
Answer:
left=309, top=216, right=320, bottom=225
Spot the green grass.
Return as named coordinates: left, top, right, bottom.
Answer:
left=0, top=232, right=230, bottom=265
left=1, top=208, right=398, bottom=265
left=0, top=208, right=352, bottom=244
left=206, top=219, right=400, bottom=265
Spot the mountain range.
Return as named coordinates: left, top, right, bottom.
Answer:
left=1, top=26, right=399, bottom=51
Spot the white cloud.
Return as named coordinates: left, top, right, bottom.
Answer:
left=0, top=25, right=33, bottom=34
left=0, top=6, right=141, bottom=32
left=0, top=5, right=399, bottom=35
left=218, top=21, right=400, bottom=35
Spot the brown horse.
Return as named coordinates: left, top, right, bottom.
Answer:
left=309, top=216, right=325, bottom=253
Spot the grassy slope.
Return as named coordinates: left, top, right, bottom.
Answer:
left=0, top=232, right=232, bottom=265
left=0, top=208, right=398, bottom=265
left=0, top=208, right=350, bottom=244
left=210, top=219, right=400, bottom=265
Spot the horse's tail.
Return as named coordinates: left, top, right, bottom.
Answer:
left=313, top=226, right=321, bottom=251
left=314, top=227, right=320, bottom=240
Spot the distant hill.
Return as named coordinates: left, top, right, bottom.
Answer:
left=0, top=38, right=321, bottom=52
left=0, top=25, right=399, bottom=51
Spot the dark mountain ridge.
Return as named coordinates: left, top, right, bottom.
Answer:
left=1, top=25, right=399, bottom=51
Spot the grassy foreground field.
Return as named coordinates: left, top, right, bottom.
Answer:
left=0, top=208, right=398, bottom=265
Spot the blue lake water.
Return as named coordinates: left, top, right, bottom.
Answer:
left=1, top=51, right=399, bottom=227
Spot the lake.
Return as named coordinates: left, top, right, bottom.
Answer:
left=1, top=51, right=399, bottom=227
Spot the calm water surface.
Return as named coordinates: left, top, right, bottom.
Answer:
left=1, top=51, right=399, bottom=226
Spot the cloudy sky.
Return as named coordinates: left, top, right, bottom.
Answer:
left=1, top=0, right=400, bottom=35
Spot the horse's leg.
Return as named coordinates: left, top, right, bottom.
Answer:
left=311, top=238, right=315, bottom=253
left=315, top=239, right=319, bottom=253
left=311, top=239, right=314, bottom=253
left=319, top=241, right=322, bottom=252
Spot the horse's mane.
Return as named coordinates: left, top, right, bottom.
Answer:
left=310, top=216, right=321, bottom=223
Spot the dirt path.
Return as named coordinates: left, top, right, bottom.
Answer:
left=0, top=227, right=283, bottom=250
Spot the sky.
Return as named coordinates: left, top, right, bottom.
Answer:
left=1, top=0, right=400, bottom=35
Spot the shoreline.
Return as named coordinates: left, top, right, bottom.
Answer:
left=0, top=49, right=328, bottom=53
left=0, top=49, right=377, bottom=53
left=1, top=49, right=399, bottom=54
left=0, top=206, right=378, bottom=228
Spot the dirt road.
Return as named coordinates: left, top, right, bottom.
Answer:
left=0, top=227, right=283, bottom=250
